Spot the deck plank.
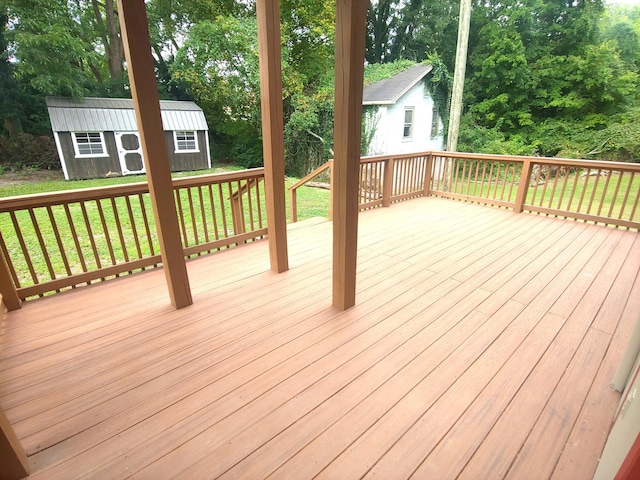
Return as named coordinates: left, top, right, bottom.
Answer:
left=0, top=197, right=637, bottom=479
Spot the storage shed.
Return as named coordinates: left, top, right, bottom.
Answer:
left=46, top=97, right=211, bottom=180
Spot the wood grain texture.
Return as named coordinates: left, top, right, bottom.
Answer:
left=332, top=0, right=368, bottom=310
left=0, top=198, right=637, bottom=479
left=0, top=406, right=28, bottom=479
left=256, top=0, right=289, bottom=273
left=117, top=0, right=192, bottom=308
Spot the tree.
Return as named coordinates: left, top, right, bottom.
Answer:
left=366, top=0, right=399, bottom=64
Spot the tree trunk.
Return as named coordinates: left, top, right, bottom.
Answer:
left=104, top=0, right=125, bottom=80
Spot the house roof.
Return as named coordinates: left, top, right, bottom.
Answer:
left=46, top=96, right=208, bottom=133
left=362, top=64, right=433, bottom=106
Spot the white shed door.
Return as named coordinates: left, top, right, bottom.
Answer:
left=115, top=132, right=146, bottom=175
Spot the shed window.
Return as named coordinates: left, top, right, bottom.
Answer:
left=403, top=108, right=414, bottom=140
left=72, top=132, right=107, bottom=157
left=174, top=131, right=199, bottom=152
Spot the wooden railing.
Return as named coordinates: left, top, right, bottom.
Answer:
left=289, top=161, right=332, bottom=223
left=290, top=151, right=639, bottom=230
left=288, top=153, right=432, bottom=221
left=430, top=152, right=640, bottom=229
left=0, top=168, right=266, bottom=301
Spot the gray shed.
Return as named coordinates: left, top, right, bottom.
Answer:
left=46, top=96, right=211, bottom=180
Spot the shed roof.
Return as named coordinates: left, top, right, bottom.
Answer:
left=362, top=64, right=433, bottom=106
left=46, top=97, right=208, bottom=133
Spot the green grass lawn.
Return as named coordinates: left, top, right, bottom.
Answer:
left=0, top=166, right=331, bottom=223
left=0, top=166, right=331, bottom=290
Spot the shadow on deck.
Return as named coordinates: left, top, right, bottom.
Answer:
left=1, top=197, right=638, bottom=479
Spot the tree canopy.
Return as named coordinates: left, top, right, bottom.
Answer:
left=1, top=0, right=638, bottom=174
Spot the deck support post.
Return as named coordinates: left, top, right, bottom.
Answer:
left=257, top=0, right=289, bottom=273
left=117, top=0, right=192, bottom=309
left=1, top=406, right=29, bottom=479
left=332, top=0, right=367, bottom=310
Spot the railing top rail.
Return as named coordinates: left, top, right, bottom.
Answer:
left=0, top=168, right=266, bottom=212
left=429, top=151, right=640, bottom=171
left=288, top=162, right=331, bottom=191
left=172, top=168, right=265, bottom=188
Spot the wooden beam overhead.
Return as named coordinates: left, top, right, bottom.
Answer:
left=332, top=0, right=367, bottom=310
left=256, top=0, right=289, bottom=273
left=117, top=0, right=192, bottom=309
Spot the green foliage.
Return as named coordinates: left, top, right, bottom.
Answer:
left=170, top=16, right=263, bottom=167
left=424, top=53, right=452, bottom=139
left=363, top=59, right=417, bottom=85
left=0, top=132, right=59, bottom=170
left=2, top=0, right=639, bottom=176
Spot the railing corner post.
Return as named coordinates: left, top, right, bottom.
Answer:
left=382, top=157, right=393, bottom=207
left=0, top=249, right=21, bottom=311
left=515, top=158, right=533, bottom=213
left=423, top=153, right=433, bottom=197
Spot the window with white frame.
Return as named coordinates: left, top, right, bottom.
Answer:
left=174, top=131, right=199, bottom=152
left=72, top=132, right=107, bottom=157
left=403, top=107, right=414, bottom=140
left=431, top=106, right=441, bottom=139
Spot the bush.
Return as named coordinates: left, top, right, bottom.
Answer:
left=0, top=133, right=60, bottom=170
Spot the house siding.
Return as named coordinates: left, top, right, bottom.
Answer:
left=366, top=81, right=444, bottom=156
left=165, top=131, right=209, bottom=172
left=58, top=132, right=122, bottom=180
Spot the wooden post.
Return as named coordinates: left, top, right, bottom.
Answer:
left=515, top=158, right=533, bottom=213
left=257, top=0, right=289, bottom=273
left=333, top=0, right=367, bottom=310
left=447, top=0, right=472, bottom=152
left=0, top=250, right=20, bottom=311
left=382, top=157, right=394, bottom=207
left=117, top=0, right=192, bottom=308
left=423, top=153, right=433, bottom=196
left=1, top=406, right=29, bottom=480
left=329, top=159, right=334, bottom=221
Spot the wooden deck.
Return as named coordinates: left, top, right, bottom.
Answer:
left=1, top=196, right=638, bottom=479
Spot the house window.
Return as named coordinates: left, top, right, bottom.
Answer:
left=72, top=132, right=107, bottom=157
left=403, top=108, right=414, bottom=140
left=431, top=106, right=441, bottom=139
left=174, top=131, right=199, bottom=152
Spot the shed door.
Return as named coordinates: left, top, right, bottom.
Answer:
left=115, top=132, right=146, bottom=175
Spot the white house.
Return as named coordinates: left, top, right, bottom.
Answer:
left=363, top=64, right=445, bottom=156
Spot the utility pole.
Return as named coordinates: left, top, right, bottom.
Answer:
left=447, top=0, right=472, bottom=153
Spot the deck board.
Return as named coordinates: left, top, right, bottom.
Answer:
left=0, top=196, right=638, bottom=479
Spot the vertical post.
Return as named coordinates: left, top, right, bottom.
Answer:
left=423, top=153, right=433, bottom=196
left=289, top=189, right=298, bottom=223
left=0, top=250, right=20, bottom=311
left=382, top=157, right=394, bottom=207
left=1, top=406, right=29, bottom=479
left=117, top=0, right=192, bottom=308
left=257, top=0, right=289, bottom=273
left=329, top=159, right=334, bottom=221
left=515, top=158, right=533, bottom=213
left=333, top=0, right=367, bottom=310
left=447, top=0, right=472, bottom=152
